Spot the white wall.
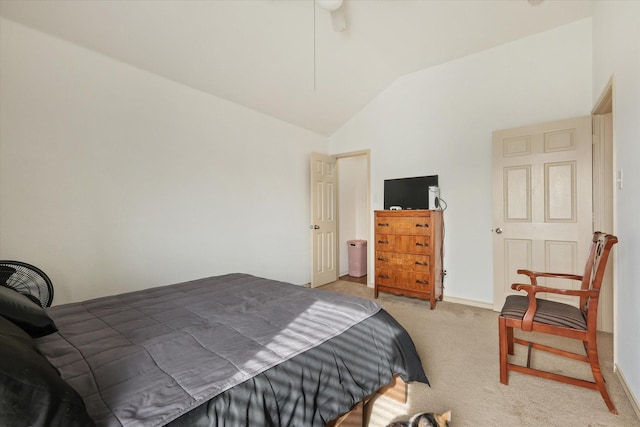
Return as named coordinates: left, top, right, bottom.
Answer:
left=0, top=18, right=327, bottom=304
left=337, top=155, right=368, bottom=276
left=329, top=19, right=593, bottom=303
left=593, top=0, right=640, bottom=411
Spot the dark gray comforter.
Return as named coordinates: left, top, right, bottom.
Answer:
left=167, top=309, right=428, bottom=427
left=36, top=273, right=408, bottom=426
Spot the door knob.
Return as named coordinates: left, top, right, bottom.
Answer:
left=495, top=227, right=503, bottom=234
left=309, top=225, right=320, bottom=230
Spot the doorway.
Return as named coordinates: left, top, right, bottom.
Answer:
left=336, top=151, right=370, bottom=284
left=491, top=89, right=616, bottom=334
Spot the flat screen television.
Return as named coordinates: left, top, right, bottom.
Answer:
left=384, top=175, right=438, bottom=210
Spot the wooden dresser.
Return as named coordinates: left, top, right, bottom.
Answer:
left=374, top=210, right=443, bottom=309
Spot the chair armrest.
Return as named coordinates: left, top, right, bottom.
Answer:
left=511, top=283, right=598, bottom=298
left=517, top=269, right=583, bottom=286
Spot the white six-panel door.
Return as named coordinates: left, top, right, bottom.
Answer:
left=492, top=116, right=593, bottom=312
left=310, top=152, right=338, bottom=287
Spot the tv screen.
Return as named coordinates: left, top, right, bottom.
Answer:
left=384, top=175, right=438, bottom=210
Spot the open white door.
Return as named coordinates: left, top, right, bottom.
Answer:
left=310, top=152, right=337, bottom=287
left=492, top=116, right=593, bottom=312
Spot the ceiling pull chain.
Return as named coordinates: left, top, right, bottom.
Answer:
left=313, top=0, right=316, bottom=92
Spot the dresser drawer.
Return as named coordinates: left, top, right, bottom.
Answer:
left=375, top=216, right=432, bottom=236
left=375, top=268, right=431, bottom=292
left=375, top=234, right=431, bottom=255
left=375, top=251, right=430, bottom=272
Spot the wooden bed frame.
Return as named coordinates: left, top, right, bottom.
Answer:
left=328, top=376, right=407, bottom=427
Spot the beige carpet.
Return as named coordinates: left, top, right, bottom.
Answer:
left=320, top=281, right=639, bottom=427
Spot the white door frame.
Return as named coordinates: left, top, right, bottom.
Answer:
left=334, top=150, right=371, bottom=283
left=591, top=76, right=617, bottom=353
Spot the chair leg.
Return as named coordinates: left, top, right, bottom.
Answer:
left=526, top=342, right=533, bottom=368
left=585, top=340, right=618, bottom=415
left=507, top=325, right=514, bottom=355
left=499, top=316, right=509, bottom=384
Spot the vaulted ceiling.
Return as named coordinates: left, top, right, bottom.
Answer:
left=0, top=0, right=593, bottom=135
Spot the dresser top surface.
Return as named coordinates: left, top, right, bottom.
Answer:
left=375, top=209, right=441, bottom=217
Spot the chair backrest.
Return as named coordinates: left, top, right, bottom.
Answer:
left=579, top=232, right=618, bottom=323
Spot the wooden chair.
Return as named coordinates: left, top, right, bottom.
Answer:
left=498, top=232, right=619, bottom=414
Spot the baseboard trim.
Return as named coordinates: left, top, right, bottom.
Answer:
left=364, top=285, right=494, bottom=310
left=442, top=295, right=494, bottom=310
left=615, top=363, right=640, bottom=421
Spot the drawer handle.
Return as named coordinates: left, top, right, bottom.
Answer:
left=378, top=240, right=389, bottom=244
left=378, top=274, right=390, bottom=279
left=415, top=261, right=428, bottom=266
left=377, top=257, right=389, bottom=262
left=415, top=242, right=429, bottom=247
left=416, top=223, right=429, bottom=228
left=377, top=223, right=389, bottom=227
left=416, top=280, right=429, bottom=285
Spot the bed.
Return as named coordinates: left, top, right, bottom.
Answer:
left=1, top=272, right=428, bottom=426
